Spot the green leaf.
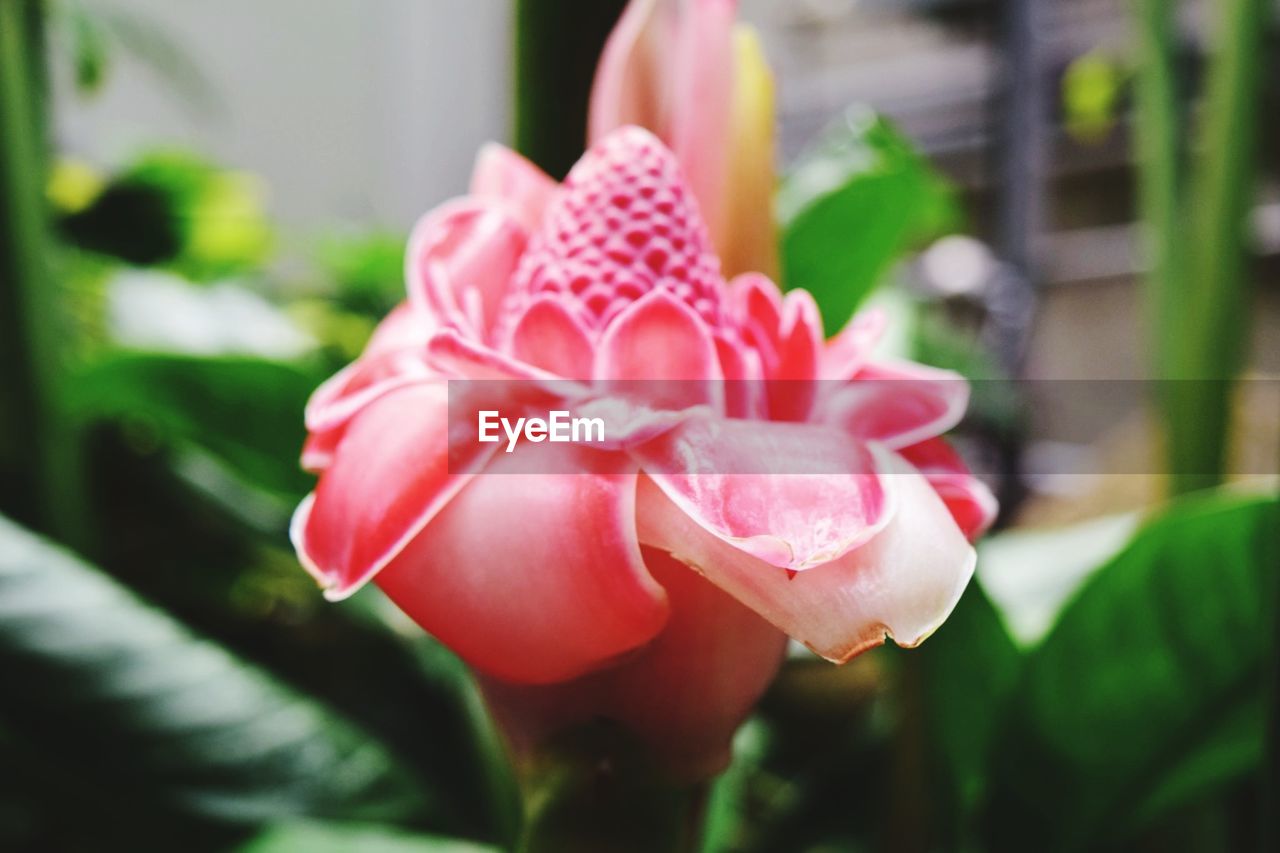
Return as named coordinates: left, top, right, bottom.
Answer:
left=779, top=107, right=958, bottom=334
left=917, top=580, right=1021, bottom=825
left=977, top=512, right=1141, bottom=647
left=982, top=492, right=1279, bottom=852
left=66, top=352, right=319, bottom=502
left=238, top=821, right=498, bottom=853
left=0, top=514, right=430, bottom=827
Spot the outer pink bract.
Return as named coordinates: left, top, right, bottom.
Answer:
left=292, top=127, right=995, bottom=778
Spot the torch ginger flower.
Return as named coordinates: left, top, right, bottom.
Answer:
left=291, top=125, right=995, bottom=778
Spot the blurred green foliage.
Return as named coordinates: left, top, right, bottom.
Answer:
left=778, top=107, right=959, bottom=336
left=59, top=150, right=273, bottom=280
left=0, top=516, right=429, bottom=831
left=983, top=493, right=1277, bottom=851
left=1062, top=51, right=1125, bottom=144
left=1133, top=0, right=1269, bottom=496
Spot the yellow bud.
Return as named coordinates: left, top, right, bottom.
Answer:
left=719, top=25, right=779, bottom=280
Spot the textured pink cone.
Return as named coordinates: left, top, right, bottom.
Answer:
left=292, top=128, right=995, bottom=778
left=589, top=0, right=779, bottom=277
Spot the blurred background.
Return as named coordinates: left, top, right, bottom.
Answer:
left=2, top=1, right=1278, bottom=851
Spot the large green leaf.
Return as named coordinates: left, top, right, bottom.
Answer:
left=778, top=107, right=958, bottom=335
left=0, top=514, right=429, bottom=829
left=982, top=492, right=1279, bottom=851
left=66, top=352, right=319, bottom=501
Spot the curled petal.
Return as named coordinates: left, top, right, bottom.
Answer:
left=470, top=143, right=557, bottom=231
left=301, top=352, right=432, bottom=472
left=636, top=453, right=976, bottom=662
left=900, top=437, right=998, bottom=540
left=818, top=360, right=969, bottom=449
left=406, top=199, right=528, bottom=339
left=302, top=304, right=435, bottom=471
left=292, top=383, right=495, bottom=598
left=304, top=349, right=434, bottom=439
left=375, top=449, right=669, bottom=685
left=631, top=416, right=893, bottom=570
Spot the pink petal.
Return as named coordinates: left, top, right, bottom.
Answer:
left=900, top=438, right=998, bottom=540
left=731, top=273, right=783, bottom=360
left=588, top=0, right=673, bottom=145
left=406, top=199, right=528, bottom=339
left=714, top=332, right=764, bottom=418
left=479, top=546, right=786, bottom=779
left=375, top=449, right=669, bottom=685
left=302, top=304, right=435, bottom=471
left=822, top=308, right=887, bottom=380
left=817, top=360, right=969, bottom=449
left=508, top=295, right=595, bottom=378
left=365, top=301, right=436, bottom=356
left=766, top=289, right=822, bottom=421
left=426, top=328, right=563, bottom=382
left=636, top=453, right=977, bottom=662
left=567, top=395, right=705, bottom=451
left=470, top=143, right=557, bottom=231
left=596, top=289, right=724, bottom=410
left=303, top=348, right=434, bottom=438
left=630, top=416, right=894, bottom=570
left=300, top=430, right=342, bottom=473
left=594, top=546, right=786, bottom=775
left=292, top=383, right=495, bottom=598
left=668, top=0, right=736, bottom=245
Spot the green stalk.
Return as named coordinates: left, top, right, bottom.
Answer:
left=0, top=0, right=82, bottom=541
left=1132, top=0, right=1266, bottom=496
left=515, top=722, right=708, bottom=853
left=1131, top=0, right=1184, bottom=373
left=1166, top=0, right=1267, bottom=496
left=513, top=0, right=628, bottom=179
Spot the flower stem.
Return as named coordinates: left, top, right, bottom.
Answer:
left=514, top=721, right=709, bottom=853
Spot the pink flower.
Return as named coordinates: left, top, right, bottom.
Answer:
left=292, top=128, right=995, bottom=778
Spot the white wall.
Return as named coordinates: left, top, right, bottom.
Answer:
left=56, top=0, right=512, bottom=230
